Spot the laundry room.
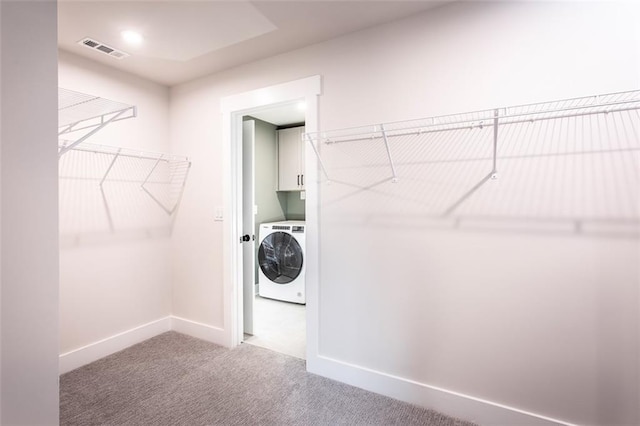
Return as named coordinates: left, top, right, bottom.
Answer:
left=241, top=109, right=307, bottom=359
left=2, top=1, right=639, bottom=425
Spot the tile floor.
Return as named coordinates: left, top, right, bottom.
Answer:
left=243, top=295, right=306, bottom=359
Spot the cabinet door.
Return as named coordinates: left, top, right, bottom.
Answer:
left=278, top=127, right=302, bottom=191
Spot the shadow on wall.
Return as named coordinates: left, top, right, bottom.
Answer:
left=58, top=143, right=191, bottom=247
left=312, top=91, right=640, bottom=239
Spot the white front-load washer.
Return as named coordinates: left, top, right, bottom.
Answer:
left=258, top=221, right=305, bottom=304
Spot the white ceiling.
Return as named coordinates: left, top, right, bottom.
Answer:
left=58, top=0, right=450, bottom=87
left=247, top=101, right=307, bottom=127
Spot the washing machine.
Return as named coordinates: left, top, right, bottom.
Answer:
left=258, top=221, right=306, bottom=304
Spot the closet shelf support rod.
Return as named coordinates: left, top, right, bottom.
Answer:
left=99, top=148, right=122, bottom=187
left=58, top=108, right=130, bottom=157
left=58, top=106, right=136, bottom=137
left=491, top=108, right=499, bottom=179
left=443, top=108, right=500, bottom=216
left=305, top=133, right=331, bottom=183
left=141, top=155, right=163, bottom=188
left=139, top=154, right=176, bottom=216
left=380, top=124, right=398, bottom=183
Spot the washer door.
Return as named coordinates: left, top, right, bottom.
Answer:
left=258, top=231, right=303, bottom=284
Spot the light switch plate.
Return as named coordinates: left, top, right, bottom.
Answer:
left=300, top=191, right=306, bottom=200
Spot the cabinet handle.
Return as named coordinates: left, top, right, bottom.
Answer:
left=297, top=174, right=300, bottom=186
left=301, top=174, right=304, bottom=186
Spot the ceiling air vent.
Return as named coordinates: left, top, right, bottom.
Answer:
left=78, top=38, right=130, bottom=60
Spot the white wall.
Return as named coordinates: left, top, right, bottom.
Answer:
left=253, top=118, right=284, bottom=226
left=284, top=191, right=305, bottom=220
left=170, top=2, right=639, bottom=425
left=58, top=51, right=173, bottom=355
left=0, top=1, right=59, bottom=423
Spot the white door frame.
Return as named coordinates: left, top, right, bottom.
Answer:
left=220, top=75, right=322, bottom=367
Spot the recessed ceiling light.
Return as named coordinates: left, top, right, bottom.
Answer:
left=121, top=30, right=144, bottom=45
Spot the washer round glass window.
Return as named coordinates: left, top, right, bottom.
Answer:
left=258, top=232, right=303, bottom=284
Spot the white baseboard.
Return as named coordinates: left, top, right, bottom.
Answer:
left=170, top=315, right=228, bottom=346
left=59, top=319, right=573, bottom=426
left=59, top=317, right=172, bottom=374
left=59, top=316, right=226, bottom=375
left=307, top=354, right=575, bottom=426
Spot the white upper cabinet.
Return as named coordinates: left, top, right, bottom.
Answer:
left=277, top=126, right=305, bottom=191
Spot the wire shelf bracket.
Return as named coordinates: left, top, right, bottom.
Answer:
left=444, top=108, right=501, bottom=216
left=491, top=108, right=499, bottom=179
left=99, top=147, right=122, bottom=187
left=58, top=88, right=137, bottom=157
left=380, top=124, right=399, bottom=183
left=305, top=132, right=331, bottom=183
left=140, top=155, right=185, bottom=216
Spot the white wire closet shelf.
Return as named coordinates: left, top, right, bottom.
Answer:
left=58, top=87, right=137, bottom=156
left=306, top=90, right=640, bottom=145
left=59, top=141, right=191, bottom=217
left=58, top=88, right=192, bottom=218
left=306, top=89, right=640, bottom=237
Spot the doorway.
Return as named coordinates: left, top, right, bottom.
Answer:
left=220, top=76, right=321, bottom=366
left=241, top=110, right=307, bottom=358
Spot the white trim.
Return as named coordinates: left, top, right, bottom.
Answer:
left=220, top=76, right=322, bottom=113
left=59, top=316, right=226, bottom=375
left=58, top=317, right=171, bottom=374
left=58, top=314, right=576, bottom=425
left=312, top=355, right=577, bottom=426
left=170, top=315, right=226, bottom=345
left=221, top=76, right=322, bottom=361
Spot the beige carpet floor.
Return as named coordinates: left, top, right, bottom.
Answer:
left=60, top=331, right=477, bottom=426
